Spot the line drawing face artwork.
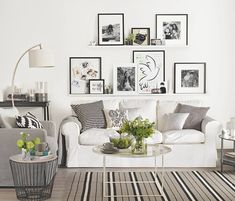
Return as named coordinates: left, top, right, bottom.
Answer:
left=133, top=51, right=165, bottom=93
left=139, top=55, right=160, bottom=82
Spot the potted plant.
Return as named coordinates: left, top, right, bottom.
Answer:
left=17, top=132, right=41, bottom=160
left=120, top=117, right=155, bottom=154
left=125, top=33, right=134, bottom=45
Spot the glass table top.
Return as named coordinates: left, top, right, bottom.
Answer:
left=93, top=144, right=171, bottom=158
left=219, top=134, right=235, bottom=141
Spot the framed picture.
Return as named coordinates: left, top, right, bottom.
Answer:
left=151, top=39, right=162, bottom=46
left=174, top=62, right=206, bottom=94
left=156, top=14, right=188, bottom=46
left=133, top=50, right=165, bottom=94
left=113, top=63, right=137, bottom=95
left=131, top=28, right=150, bottom=46
left=98, top=13, right=124, bottom=46
left=69, top=57, right=101, bottom=94
left=89, top=79, right=105, bottom=94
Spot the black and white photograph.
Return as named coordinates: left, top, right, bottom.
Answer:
left=156, top=14, right=188, bottom=46
left=133, top=50, right=165, bottom=94
left=181, top=70, right=199, bottom=87
left=113, top=64, right=137, bottom=95
left=131, top=28, right=150, bottom=46
left=98, top=13, right=124, bottom=45
left=69, top=57, right=101, bottom=94
left=174, top=62, right=206, bottom=94
left=89, top=79, right=105, bottom=94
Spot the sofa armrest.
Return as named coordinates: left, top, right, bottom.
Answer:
left=201, top=116, right=222, bottom=141
left=41, top=121, right=56, bottom=138
left=61, top=119, right=82, bottom=149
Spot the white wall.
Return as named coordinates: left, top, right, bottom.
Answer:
left=0, top=0, right=234, bottom=148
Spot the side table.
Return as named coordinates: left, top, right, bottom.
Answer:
left=9, top=155, right=58, bottom=201
left=0, top=101, right=50, bottom=121
left=219, top=134, right=235, bottom=172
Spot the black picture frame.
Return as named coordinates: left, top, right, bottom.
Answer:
left=131, top=28, right=150, bottom=46
left=174, top=62, right=206, bottom=94
left=69, top=57, right=102, bottom=94
left=98, top=13, right=124, bottom=46
left=88, top=79, right=105, bottom=94
left=133, top=50, right=165, bottom=94
left=156, top=14, right=188, bottom=46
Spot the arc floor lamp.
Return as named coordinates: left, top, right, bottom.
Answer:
left=11, top=44, right=54, bottom=107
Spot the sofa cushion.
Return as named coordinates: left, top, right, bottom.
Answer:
left=79, top=128, right=119, bottom=145
left=0, top=107, right=19, bottom=128
left=120, top=99, right=157, bottom=123
left=176, top=104, right=209, bottom=131
left=71, top=101, right=106, bottom=132
left=162, top=129, right=205, bottom=144
left=104, top=109, right=128, bottom=130
left=162, top=113, right=189, bottom=132
left=157, top=100, right=202, bottom=131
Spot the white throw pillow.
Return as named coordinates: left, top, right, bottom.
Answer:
left=103, top=109, right=128, bottom=130
left=162, top=113, right=189, bottom=132
left=0, top=107, right=19, bottom=128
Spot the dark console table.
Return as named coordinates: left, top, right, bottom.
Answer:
left=0, top=101, right=50, bottom=121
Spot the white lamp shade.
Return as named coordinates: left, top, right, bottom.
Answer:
left=29, top=49, right=54, bottom=67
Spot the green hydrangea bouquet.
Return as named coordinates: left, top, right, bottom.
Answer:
left=17, top=132, right=41, bottom=159
left=120, top=117, right=155, bottom=154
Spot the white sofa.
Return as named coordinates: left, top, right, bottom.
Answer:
left=61, top=99, right=222, bottom=168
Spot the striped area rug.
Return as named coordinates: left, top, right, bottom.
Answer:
left=64, top=171, right=235, bottom=201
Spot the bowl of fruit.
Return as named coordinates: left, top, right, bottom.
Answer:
left=110, top=133, right=133, bottom=149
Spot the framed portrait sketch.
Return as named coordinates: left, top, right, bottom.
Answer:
left=89, top=79, right=105, bottom=94
left=133, top=50, right=165, bottom=94
left=131, top=28, right=150, bottom=46
left=174, top=62, right=206, bottom=94
left=113, top=63, right=137, bottom=95
left=156, top=14, right=188, bottom=46
left=69, top=57, right=101, bottom=94
left=98, top=13, right=124, bottom=46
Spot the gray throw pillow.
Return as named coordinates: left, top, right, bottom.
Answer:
left=71, top=101, right=106, bottom=132
left=176, top=103, right=209, bottom=131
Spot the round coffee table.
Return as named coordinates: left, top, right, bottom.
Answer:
left=93, top=144, right=171, bottom=199
left=9, top=154, right=58, bottom=201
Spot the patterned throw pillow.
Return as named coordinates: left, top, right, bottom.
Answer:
left=103, top=109, right=128, bottom=130
left=16, top=112, right=43, bottom=129
left=71, top=101, right=106, bottom=132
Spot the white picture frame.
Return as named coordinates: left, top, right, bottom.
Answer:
left=133, top=50, right=165, bottom=94
left=174, top=62, right=206, bottom=94
left=156, top=14, right=188, bottom=46
left=113, top=63, right=138, bottom=95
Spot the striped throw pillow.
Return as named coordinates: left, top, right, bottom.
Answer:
left=71, top=101, right=106, bottom=132
left=16, top=112, right=43, bottom=129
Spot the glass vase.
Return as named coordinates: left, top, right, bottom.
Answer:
left=21, top=148, right=31, bottom=161
left=131, top=138, right=147, bottom=155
